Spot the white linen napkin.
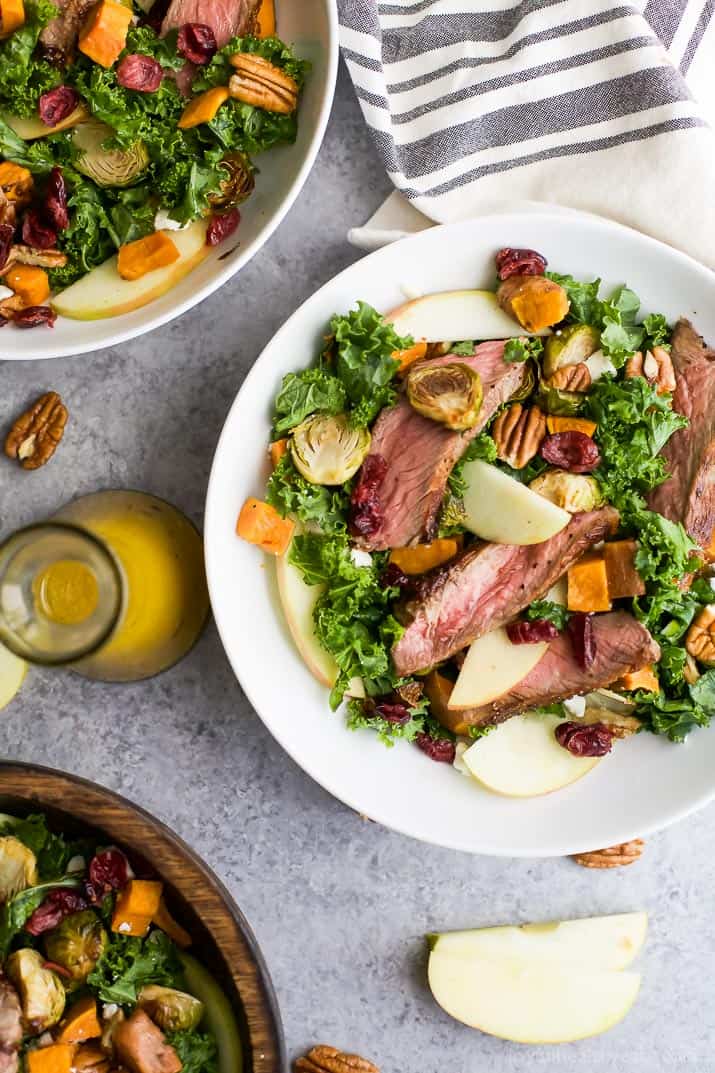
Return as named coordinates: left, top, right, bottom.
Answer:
left=337, top=0, right=715, bottom=270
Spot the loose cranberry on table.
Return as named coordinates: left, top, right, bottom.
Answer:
left=44, top=167, right=69, bottom=231
left=177, top=23, right=217, bottom=65
left=568, top=612, right=595, bottom=669
left=206, top=208, right=240, bottom=247
left=38, top=85, right=79, bottom=127
left=116, top=54, right=163, bottom=93
left=506, top=619, right=560, bottom=644
left=349, top=454, right=388, bottom=538
left=495, top=247, right=547, bottom=280
left=25, top=889, right=87, bottom=935
left=555, top=720, right=613, bottom=757
left=416, top=732, right=456, bottom=763
left=22, top=209, right=57, bottom=250
left=540, top=431, right=600, bottom=473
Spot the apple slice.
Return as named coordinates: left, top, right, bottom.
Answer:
left=3, top=105, right=88, bottom=139
left=385, top=290, right=548, bottom=342
left=428, top=949, right=641, bottom=1043
left=428, top=912, right=648, bottom=971
left=52, top=221, right=210, bottom=320
left=449, top=628, right=549, bottom=711
left=0, top=642, right=26, bottom=711
left=462, top=459, right=570, bottom=544
left=462, top=712, right=601, bottom=795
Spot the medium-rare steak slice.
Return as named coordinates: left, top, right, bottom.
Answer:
left=458, top=611, right=660, bottom=728
left=354, top=342, right=528, bottom=551
left=392, top=506, right=619, bottom=676
left=648, top=319, right=715, bottom=550
left=161, top=0, right=261, bottom=45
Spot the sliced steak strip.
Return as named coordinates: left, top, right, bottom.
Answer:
left=39, top=0, right=97, bottom=63
left=354, top=342, right=528, bottom=551
left=648, top=319, right=715, bottom=550
left=161, top=0, right=261, bottom=46
left=392, top=506, right=619, bottom=676
left=460, top=611, right=660, bottom=727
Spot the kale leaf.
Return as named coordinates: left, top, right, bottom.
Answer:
left=330, top=302, right=409, bottom=426
left=165, top=1031, right=219, bottom=1073
left=525, top=600, right=571, bottom=631
left=267, top=455, right=349, bottom=536
left=87, top=930, right=184, bottom=1005
left=273, top=369, right=346, bottom=435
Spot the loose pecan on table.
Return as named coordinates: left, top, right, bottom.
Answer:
left=544, top=361, right=592, bottom=393
left=624, top=347, right=676, bottom=395
left=4, top=391, right=68, bottom=470
left=295, top=1045, right=379, bottom=1073
left=492, top=403, right=546, bottom=470
left=573, top=839, right=645, bottom=869
left=229, top=53, right=298, bottom=114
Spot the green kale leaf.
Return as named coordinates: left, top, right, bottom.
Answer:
left=165, top=1031, right=218, bottom=1073
left=503, top=337, right=544, bottom=363
left=0, top=876, right=81, bottom=957
left=273, top=369, right=346, bottom=435
left=330, top=302, right=409, bottom=426
left=266, top=455, right=349, bottom=535
left=525, top=600, right=571, bottom=631
left=87, top=930, right=184, bottom=1005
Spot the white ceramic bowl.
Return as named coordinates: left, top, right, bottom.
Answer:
left=4, top=1, right=337, bottom=360
left=205, top=211, right=715, bottom=857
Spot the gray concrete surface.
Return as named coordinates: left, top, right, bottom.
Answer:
left=0, top=64, right=712, bottom=1072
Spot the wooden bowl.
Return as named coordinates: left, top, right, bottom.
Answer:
left=0, top=761, right=284, bottom=1072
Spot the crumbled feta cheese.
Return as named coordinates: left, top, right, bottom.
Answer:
left=102, top=1004, right=120, bottom=1020
left=118, top=921, right=131, bottom=933
left=0, top=286, right=13, bottom=301
left=350, top=548, right=372, bottom=569
left=67, top=854, right=85, bottom=873
left=453, top=740, right=472, bottom=777
left=563, top=695, right=586, bottom=719
left=154, top=208, right=188, bottom=232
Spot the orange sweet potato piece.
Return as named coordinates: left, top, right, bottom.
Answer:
left=27, top=1044, right=75, bottom=1073
left=114, top=1010, right=181, bottom=1073
left=269, top=439, right=288, bottom=468
left=117, top=233, right=180, bottom=281
left=393, top=340, right=427, bottom=374
left=424, top=670, right=468, bottom=735
left=546, top=415, right=597, bottom=437
left=5, top=264, right=49, bottom=306
left=112, top=879, right=163, bottom=937
left=0, top=0, right=25, bottom=35
left=0, top=161, right=33, bottom=202
left=498, top=275, right=570, bottom=332
left=615, top=664, right=659, bottom=693
left=236, top=497, right=294, bottom=556
left=178, top=87, right=230, bottom=129
left=603, top=539, right=646, bottom=599
left=256, top=0, right=275, bottom=37
left=152, top=898, right=191, bottom=949
left=390, top=539, right=459, bottom=575
left=567, top=553, right=611, bottom=613
left=78, top=0, right=132, bottom=67
left=56, top=996, right=102, bottom=1044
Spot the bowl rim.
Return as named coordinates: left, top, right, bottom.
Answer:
left=4, top=1, right=339, bottom=361
left=0, top=760, right=286, bottom=1072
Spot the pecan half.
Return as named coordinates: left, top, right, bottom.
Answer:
left=229, top=53, right=298, bottom=114
left=686, top=605, right=715, bottom=665
left=573, top=839, right=644, bottom=869
left=0, top=244, right=68, bottom=273
left=5, top=391, right=68, bottom=470
left=624, top=347, right=676, bottom=395
left=295, top=1046, right=379, bottom=1073
left=545, top=362, right=591, bottom=393
left=492, top=403, right=546, bottom=469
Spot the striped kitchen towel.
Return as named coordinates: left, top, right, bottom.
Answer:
left=337, top=1, right=715, bottom=270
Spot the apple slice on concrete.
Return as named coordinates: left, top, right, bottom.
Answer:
left=0, top=643, right=26, bottom=711
left=448, top=628, right=549, bottom=711
left=428, top=949, right=641, bottom=1043
left=462, top=460, right=570, bottom=544
left=429, top=912, right=648, bottom=971
left=52, top=221, right=210, bottom=320
left=385, top=290, right=548, bottom=342
left=462, top=712, right=601, bottom=796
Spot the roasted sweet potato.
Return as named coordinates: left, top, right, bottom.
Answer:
left=269, top=438, right=288, bottom=468
left=5, top=265, right=49, bottom=306
left=56, top=996, right=102, bottom=1043
left=117, top=233, right=180, bottom=281
left=178, top=87, right=230, bottom=129
left=546, top=415, right=597, bottom=437
left=389, top=538, right=459, bottom=575
left=424, top=670, right=470, bottom=735
left=393, top=340, right=428, bottom=374
left=236, top=497, right=294, bottom=556
left=78, top=0, right=132, bottom=66
left=0, top=161, right=32, bottom=202
left=27, top=1044, right=75, bottom=1073
left=615, top=664, right=659, bottom=693
left=112, top=880, right=163, bottom=937
left=497, top=275, right=570, bottom=332
left=567, top=553, right=611, bottom=613
left=0, top=0, right=24, bottom=35
left=256, top=0, right=275, bottom=37
left=152, top=898, right=191, bottom=949
left=603, top=539, right=646, bottom=599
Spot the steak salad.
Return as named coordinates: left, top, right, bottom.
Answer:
left=238, top=247, right=715, bottom=796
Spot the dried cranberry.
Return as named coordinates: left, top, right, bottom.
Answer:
left=540, top=431, right=601, bottom=473
left=85, top=848, right=129, bottom=903
left=13, top=306, right=57, bottom=328
left=495, top=247, right=547, bottom=280
left=506, top=619, right=560, bottom=644
left=138, top=0, right=170, bottom=31
left=44, top=167, right=69, bottom=231
left=116, top=54, right=164, bottom=92
left=22, top=209, right=57, bottom=250
left=555, top=721, right=613, bottom=757
left=568, top=612, right=595, bottom=669
left=206, top=208, right=240, bottom=248
left=415, top=732, right=456, bottom=763
left=380, top=563, right=411, bottom=591
left=374, top=699, right=411, bottom=725
left=25, top=889, right=87, bottom=935
left=350, top=455, right=388, bottom=538
left=177, top=23, right=217, bottom=65
left=0, top=223, right=13, bottom=272
left=38, top=85, right=79, bottom=127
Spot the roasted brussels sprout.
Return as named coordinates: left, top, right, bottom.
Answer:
left=406, top=362, right=483, bottom=430
left=44, top=910, right=108, bottom=986
left=543, top=324, right=600, bottom=379
left=535, top=384, right=583, bottom=416
left=508, top=360, right=537, bottom=403
left=0, top=836, right=37, bottom=901
left=6, top=949, right=65, bottom=1034
left=290, top=413, right=371, bottom=485
left=138, top=986, right=204, bottom=1032
left=529, top=470, right=602, bottom=513
left=73, top=121, right=149, bottom=188
left=208, top=152, right=255, bottom=210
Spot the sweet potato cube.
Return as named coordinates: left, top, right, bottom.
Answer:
left=603, top=539, right=646, bottom=599
left=393, top=340, right=427, bottom=374
left=78, top=0, right=132, bottom=67
left=27, top=1044, right=75, bottom=1073
left=269, top=439, right=288, bottom=468
left=546, top=415, right=597, bottom=437
left=0, top=0, right=25, bottom=36
left=178, top=87, right=230, bottom=129
left=112, top=879, right=163, bottom=937
left=117, top=233, right=180, bottom=281
left=256, top=0, right=275, bottom=37
left=56, top=996, right=102, bottom=1043
left=5, top=264, right=49, bottom=306
left=236, top=497, right=294, bottom=556
left=390, top=539, right=459, bottom=575
left=424, top=670, right=470, bottom=735
left=567, top=553, right=611, bottom=613
left=152, top=897, right=191, bottom=949
left=615, top=664, right=659, bottom=693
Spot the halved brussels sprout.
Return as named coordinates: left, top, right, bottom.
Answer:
left=290, top=414, right=370, bottom=485
left=529, top=470, right=602, bottom=513
left=535, top=384, right=583, bottom=416
left=73, top=121, right=149, bottom=188
left=208, top=152, right=255, bottom=210
left=6, top=949, right=65, bottom=1034
left=543, top=324, right=600, bottom=379
left=44, top=910, right=107, bottom=986
left=406, top=362, right=483, bottom=430
left=138, top=986, right=204, bottom=1032
left=508, top=360, right=536, bottom=403
left=0, top=836, right=37, bottom=901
